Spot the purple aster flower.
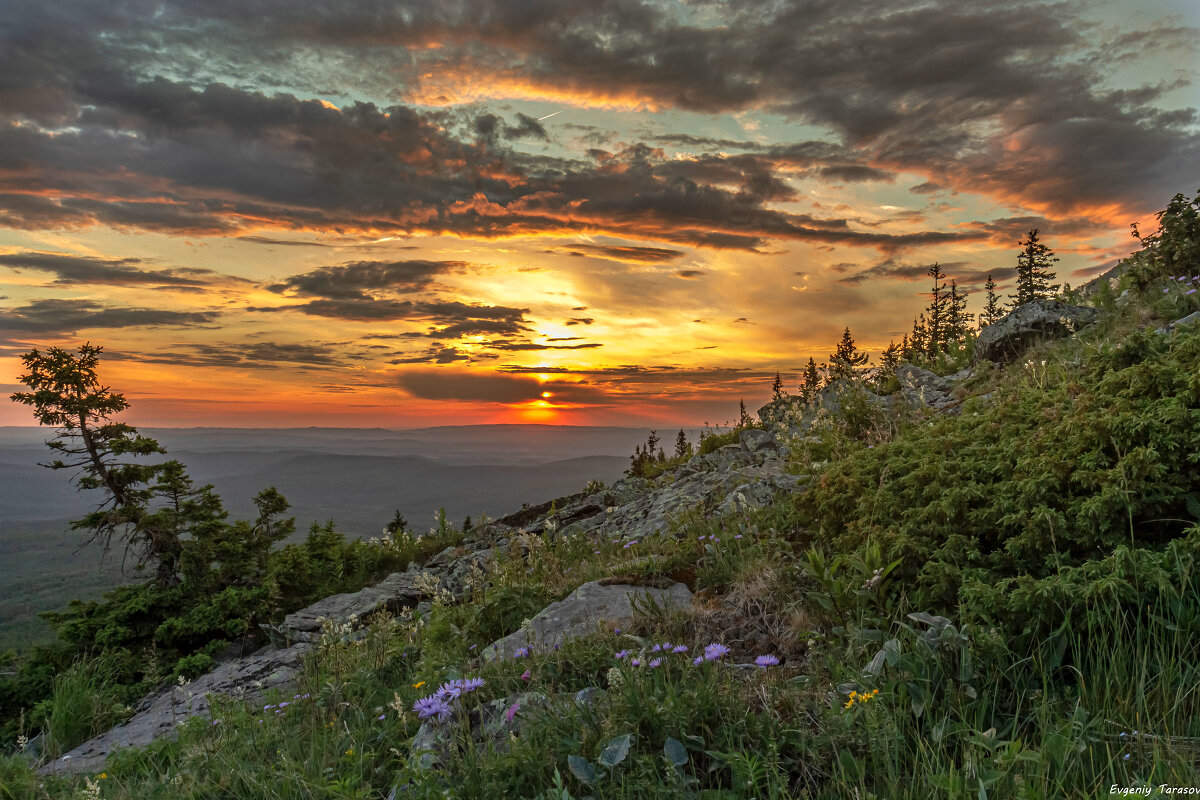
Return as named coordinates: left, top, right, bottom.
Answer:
left=672, top=645, right=688, bottom=653
left=505, top=702, right=521, bottom=723
left=631, top=658, right=641, bottom=667
left=693, top=656, right=704, bottom=666
left=520, top=669, right=531, bottom=681
left=436, top=681, right=463, bottom=700
left=615, top=650, right=630, bottom=660
left=649, top=658, right=663, bottom=668
left=460, top=677, right=486, bottom=693
left=413, top=695, right=453, bottom=721
left=650, top=644, right=662, bottom=653
left=734, top=534, right=742, bottom=539
left=704, top=643, right=730, bottom=661
left=513, top=646, right=530, bottom=658
left=661, top=641, right=672, bottom=649
left=755, top=654, right=780, bottom=667
left=378, top=714, right=387, bottom=721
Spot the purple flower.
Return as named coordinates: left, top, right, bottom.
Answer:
left=378, top=714, right=387, bottom=721
left=413, top=696, right=453, bottom=720
left=693, top=656, right=704, bottom=666
left=703, top=643, right=730, bottom=661
left=650, top=644, right=662, bottom=653
left=649, top=658, right=663, bottom=669
left=461, top=677, right=486, bottom=693
left=614, top=628, right=620, bottom=635
left=631, top=658, right=641, bottom=667
left=513, top=646, right=530, bottom=658
left=734, top=535, right=742, bottom=539
left=661, top=641, right=672, bottom=649
left=615, top=650, right=630, bottom=660
left=520, top=669, right=531, bottom=681
left=672, top=645, right=688, bottom=653
left=505, top=702, right=521, bottom=723
left=755, top=654, right=780, bottom=667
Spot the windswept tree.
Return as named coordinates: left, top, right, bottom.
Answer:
left=925, top=263, right=950, bottom=356
left=674, top=428, right=692, bottom=459
left=11, top=344, right=168, bottom=571
left=1010, top=228, right=1060, bottom=306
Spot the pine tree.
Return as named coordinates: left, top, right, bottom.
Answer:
left=925, top=263, right=949, bottom=356
left=910, top=314, right=929, bottom=359
left=979, top=274, right=1003, bottom=329
left=386, top=510, right=408, bottom=535
left=828, top=326, right=869, bottom=381
left=738, top=400, right=751, bottom=428
left=771, top=372, right=784, bottom=400
left=1010, top=228, right=1060, bottom=306
left=880, top=340, right=902, bottom=372
left=799, top=357, right=822, bottom=403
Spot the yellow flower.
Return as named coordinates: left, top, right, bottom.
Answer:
left=345, top=748, right=354, bottom=756
left=412, top=681, right=425, bottom=689
left=98, top=773, right=107, bottom=779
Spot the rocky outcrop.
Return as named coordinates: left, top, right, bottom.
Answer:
left=41, top=642, right=311, bottom=775
left=975, top=300, right=1098, bottom=364
left=483, top=580, right=693, bottom=661
left=1156, top=310, right=1200, bottom=335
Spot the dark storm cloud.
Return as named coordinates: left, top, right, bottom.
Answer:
left=0, top=298, right=218, bottom=334
left=0, top=0, right=1193, bottom=250
left=390, top=344, right=473, bottom=364
left=267, top=260, right=466, bottom=299
left=0, top=251, right=218, bottom=287
left=252, top=294, right=532, bottom=338
left=836, top=258, right=1013, bottom=287
left=107, top=340, right=344, bottom=368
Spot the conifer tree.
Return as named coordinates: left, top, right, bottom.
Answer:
left=828, top=327, right=869, bottom=381
left=799, top=357, right=822, bottom=403
left=11, top=344, right=168, bottom=571
left=386, top=510, right=408, bottom=535
left=771, top=372, right=784, bottom=400
left=925, top=263, right=949, bottom=356
left=947, top=280, right=973, bottom=343
left=880, top=341, right=902, bottom=372
left=674, top=428, right=691, bottom=459
left=979, top=274, right=1003, bottom=329
left=738, top=400, right=751, bottom=428
left=910, top=313, right=929, bottom=359
left=1010, top=228, right=1060, bottom=306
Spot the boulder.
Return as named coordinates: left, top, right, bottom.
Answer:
left=482, top=580, right=692, bottom=661
left=1156, top=310, right=1200, bottom=336
left=738, top=428, right=776, bottom=454
left=974, top=300, right=1098, bottom=364
left=41, top=642, right=312, bottom=775
left=281, top=571, right=431, bottom=641
left=896, top=365, right=956, bottom=411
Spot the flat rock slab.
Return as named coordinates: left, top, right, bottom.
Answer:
left=975, top=300, right=1098, bottom=364
left=483, top=580, right=692, bottom=661
left=41, top=642, right=311, bottom=776
left=282, top=571, right=431, bottom=641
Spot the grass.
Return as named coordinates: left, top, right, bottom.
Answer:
left=3, top=248, right=1200, bottom=796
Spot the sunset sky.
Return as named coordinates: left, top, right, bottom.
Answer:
left=1, top=0, right=1197, bottom=428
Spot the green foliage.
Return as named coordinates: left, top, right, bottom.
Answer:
left=1127, top=188, right=1200, bottom=291
left=801, top=321, right=1200, bottom=644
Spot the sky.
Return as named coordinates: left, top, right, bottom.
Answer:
left=1, top=0, right=1197, bottom=428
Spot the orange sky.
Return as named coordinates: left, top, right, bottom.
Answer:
left=1, top=0, right=1196, bottom=427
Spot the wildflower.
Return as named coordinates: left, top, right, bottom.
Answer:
left=606, top=667, right=624, bottom=689
left=661, top=641, right=672, bottom=649
left=693, top=656, right=704, bottom=665
left=649, top=658, right=663, bottom=668
left=703, top=643, right=730, bottom=661
left=412, top=681, right=425, bottom=689
left=413, top=695, right=453, bottom=720
left=614, top=650, right=630, bottom=660
left=505, top=702, right=521, bottom=723
left=521, top=669, right=531, bottom=681
left=650, top=644, right=662, bottom=652
left=755, top=654, right=780, bottom=667
left=378, top=714, right=387, bottom=721
left=513, top=646, right=530, bottom=658
left=345, top=748, right=354, bottom=756
left=672, top=645, right=688, bottom=653
left=631, top=658, right=641, bottom=667
left=734, top=534, right=742, bottom=539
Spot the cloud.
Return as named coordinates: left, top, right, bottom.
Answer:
left=565, top=317, right=594, bottom=325
left=0, top=298, right=219, bottom=334
left=268, top=260, right=466, bottom=299
left=555, top=244, right=686, bottom=263
left=0, top=251, right=221, bottom=288
left=394, top=370, right=608, bottom=404
left=675, top=269, right=705, bottom=279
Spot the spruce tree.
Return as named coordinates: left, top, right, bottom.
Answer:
left=1010, top=228, right=1060, bottom=306
left=771, top=372, right=784, bottom=400
left=925, top=263, right=949, bottom=356
left=979, top=274, right=1003, bottom=329
left=947, top=280, right=973, bottom=343
left=828, top=327, right=869, bottom=381
left=738, top=400, right=751, bottom=428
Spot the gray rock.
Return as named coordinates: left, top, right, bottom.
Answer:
left=1156, top=310, right=1200, bottom=335
left=974, top=300, right=1098, bottom=364
left=281, top=571, right=431, bottom=641
left=483, top=580, right=692, bottom=661
left=738, top=428, right=776, bottom=454
left=896, top=364, right=957, bottom=410
left=41, top=642, right=312, bottom=775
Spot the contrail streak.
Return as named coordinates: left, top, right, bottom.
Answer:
left=536, top=110, right=562, bottom=121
